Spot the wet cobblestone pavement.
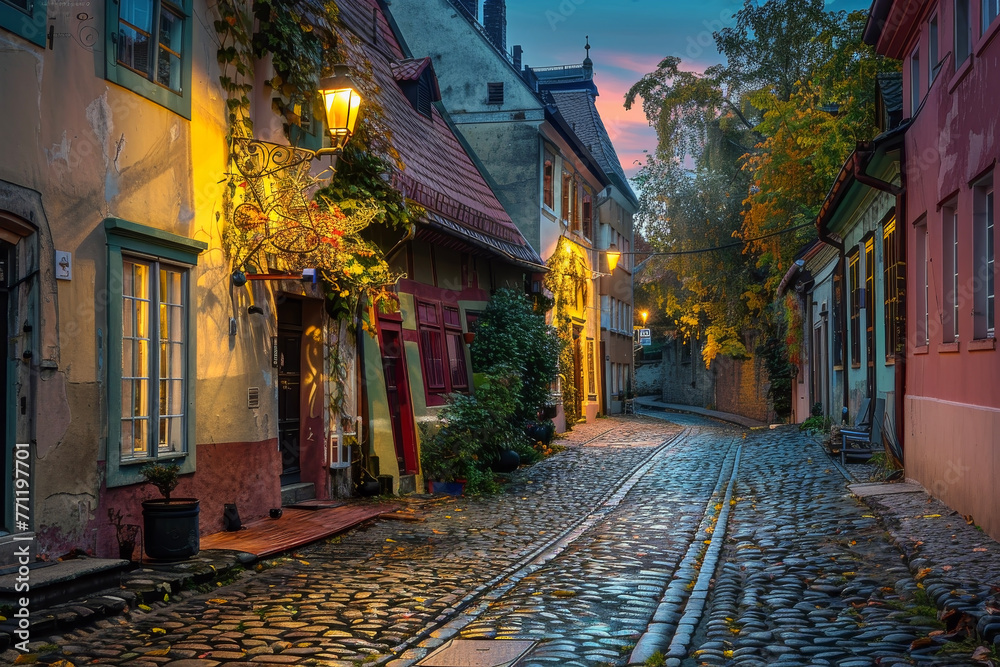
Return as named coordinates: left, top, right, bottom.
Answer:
left=17, top=413, right=1000, bottom=666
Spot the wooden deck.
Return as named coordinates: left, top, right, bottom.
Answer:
left=199, top=503, right=398, bottom=557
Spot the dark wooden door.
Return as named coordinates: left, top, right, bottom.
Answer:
left=0, top=242, right=9, bottom=531
left=278, top=300, right=303, bottom=485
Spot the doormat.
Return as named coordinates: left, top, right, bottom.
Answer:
left=417, top=639, right=537, bottom=667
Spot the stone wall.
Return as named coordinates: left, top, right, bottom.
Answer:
left=660, top=338, right=774, bottom=423
left=635, top=360, right=662, bottom=396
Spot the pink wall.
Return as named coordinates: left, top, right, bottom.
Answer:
left=92, top=438, right=280, bottom=559
left=881, top=0, right=1000, bottom=538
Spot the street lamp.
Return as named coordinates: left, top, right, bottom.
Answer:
left=641, top=310, right=648, bottom=327
left=232, top=64, right=364, bottom=178
left=318, top=64, right=363, bottom=153
left=606, top=244, right=621, bottom=273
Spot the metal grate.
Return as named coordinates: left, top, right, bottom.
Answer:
left=487, top=82, right=504, bottom=105
left=248, top=387, right=260, bottom=409
left=418, top=639, right=536, bottom=667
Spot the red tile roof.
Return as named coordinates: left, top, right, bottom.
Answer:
left=390, top=57, right=432, bottom=82
left=336, top=0, right=541, bottom=266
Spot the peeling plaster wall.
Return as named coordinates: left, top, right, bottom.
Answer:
left=0, top=0, right=294, bottom=558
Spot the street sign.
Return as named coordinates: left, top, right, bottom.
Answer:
left=640, top=338, right=652, bottom=346
left=639, top=328, right=651, bottom=338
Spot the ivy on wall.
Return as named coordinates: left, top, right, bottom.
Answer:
left=212, top=0, right=423, bottom=427
left=544, top=237, right=590, bottom=425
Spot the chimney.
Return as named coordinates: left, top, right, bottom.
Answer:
left=455, top=0, right=477, bottom=20
left=512, top=44, right=522, bottom=71
left=483, top=0, right=506, bottom=51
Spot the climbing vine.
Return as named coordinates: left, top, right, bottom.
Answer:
left=212, top=0, right=423, bottom=426
left=544, top=238, right=590, bottom=425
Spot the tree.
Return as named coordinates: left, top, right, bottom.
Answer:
left=626, top=5, right=898, bottom=373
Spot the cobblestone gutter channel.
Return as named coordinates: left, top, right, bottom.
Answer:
left=383, top=427, right=689, bottom=664
left=628, top=443, right=743, bottom=665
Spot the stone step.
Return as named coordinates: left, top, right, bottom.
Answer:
left=281, top=482, right=316, bottom=506
left=0, top=557, right=130, bottom=609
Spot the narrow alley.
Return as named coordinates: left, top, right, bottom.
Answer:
left=18, top=412, right=998, bottom=666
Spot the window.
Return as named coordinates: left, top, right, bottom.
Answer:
left=883, top=217, right=900, bottom=359
left=849, top=251, right=861, bottom=366
left=543, top=152, right=554, bottom=210
left=417, top=301, right=469, bottom=398
left=956, top=0, right=972, bottom=67
left=865, top=238, right=875, bottom=365
left=929, top=15, right=940, bottom=82
left=121, top=258, right=188, bottom=459
left=915, top=220, right=930, bottom=346
left=910, top=47, right=921, bottom=114
left=942, top=204, right=960, bottom=341
left=105, top=218, right=205, bottom=487
left=561, top=171, right=573, bottom=224
left=974, top=175, right=995, bottom=338
left=587, top=339, right=596, bottom=397
left=106, top=0, right=192, bottom=117
left=487, top=81, right=504, bottom=105
left=417, top=302, right=445, bottom=392
left=0, top=0, right=47, bottom=46
left=985, top=0, right=1000, bottom=33
left=572, top=179, right=582, bottom=233
left=582, top=187, right=593, bottom=239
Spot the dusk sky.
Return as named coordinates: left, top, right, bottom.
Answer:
left=504, top=0, right=872, bottom=178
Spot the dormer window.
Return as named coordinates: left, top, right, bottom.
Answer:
left=392, top=57, right=440, bottom=119
left=487, top=82, right=504, bottom=105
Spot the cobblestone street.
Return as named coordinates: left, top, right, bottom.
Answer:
left=19, top=413, right=999, bottom=666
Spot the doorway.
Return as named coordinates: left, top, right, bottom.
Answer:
left=572, top=325, right=584, bottom=419
left=0, top=241, right=10, bottom=533
left=277, top=299, right=303, bottom=485
left=378, top=321, right=417, bottom=474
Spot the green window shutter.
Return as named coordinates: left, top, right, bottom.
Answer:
left=0, top=0, right=48, bottom=47
left=104, top=0, right=193, bottom=119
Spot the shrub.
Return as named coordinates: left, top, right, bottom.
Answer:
left=470, top=288, right=562, bottom=423
left=139, top=463, right=181, bottom=501
left=799, top=415, right=830, bottom=434
left=419, top=374, right=529, bottom=494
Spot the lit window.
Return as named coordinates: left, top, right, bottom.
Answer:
left=849, top=251, right=861, bottom=365
left=883, top=217, right=900, bottom=359
left=543, top=152, right=554, bottom=210
left=106, top=218, right=204, bottom=488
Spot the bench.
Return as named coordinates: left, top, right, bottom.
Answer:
left=840, top=397, right=885, bottom=465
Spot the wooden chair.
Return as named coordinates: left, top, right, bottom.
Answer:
left=840, top=397, right=885, bottom=465
left=851, top=397, right=872, bottom=428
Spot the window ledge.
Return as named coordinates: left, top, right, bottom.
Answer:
left=948, top=57, right=974, bottom=93
left=884, top=357, right=896, bottom=366
left=937, top=341, right=961, bottom=353
left=851, top=363, right=862, bottom=369
left=969, top=337, right=996, bottom=351
left=976, top=17, right=1000, bottom=57
left=541, top=206, right=557, bottom=221
left=913, top=345, right=930, bottom=355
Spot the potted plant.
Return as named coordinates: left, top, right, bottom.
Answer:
left=139, top=462, right=200, bottom=561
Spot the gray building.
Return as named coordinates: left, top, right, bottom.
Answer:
left=387, top=0, right=637, bottom=418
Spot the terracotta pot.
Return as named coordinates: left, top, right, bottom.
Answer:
left=463, top=332, right=476, bottom=344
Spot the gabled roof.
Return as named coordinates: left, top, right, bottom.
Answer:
left=390, top=57, right=432, bottom=82
left=547, top=90, right=637, bottom=205
left=336, top=0, right=544, bottom=270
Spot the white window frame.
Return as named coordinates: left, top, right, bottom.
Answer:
left=974, top=175, right=995, bottom=338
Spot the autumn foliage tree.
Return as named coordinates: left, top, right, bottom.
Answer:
left=627, top=1, right=898, bottom=381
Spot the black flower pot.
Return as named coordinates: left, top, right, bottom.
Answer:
left=492, top=449, right=520, bottom=473
left=141, top=498, right=199, bottom=561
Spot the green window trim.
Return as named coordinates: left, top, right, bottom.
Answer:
left=0, top=0, right=48, bottom=47
left=104, top=218, right=206, bottom=488
left=104, top=0, right=193, bottom=119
